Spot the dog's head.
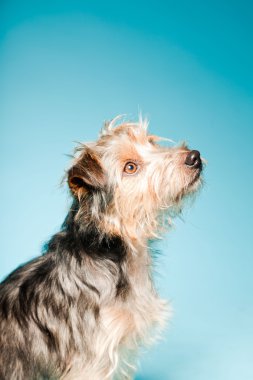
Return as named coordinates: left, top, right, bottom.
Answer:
left=67, top=117, right=204, bottom=242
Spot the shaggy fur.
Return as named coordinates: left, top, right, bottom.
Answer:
left=0, top=117, right=203, bottom=380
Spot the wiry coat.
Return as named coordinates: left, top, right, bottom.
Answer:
left=0, top=118, right=203, bottom=380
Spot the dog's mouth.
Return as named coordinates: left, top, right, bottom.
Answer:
left=189, top=168, right=202, bottom=186
left=185, top=160, right=204, bottom=196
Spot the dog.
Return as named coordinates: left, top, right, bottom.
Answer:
left=0, top=117, right=203, bottom=380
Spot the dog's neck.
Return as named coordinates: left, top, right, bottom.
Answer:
left=45, top=199, right=152, bottom=267
left=67, top=198, right=151, bottom=250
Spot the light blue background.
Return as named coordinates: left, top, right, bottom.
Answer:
left=1, top=1, right=253, bottom=379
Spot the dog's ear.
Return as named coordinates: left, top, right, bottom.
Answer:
left=68, top=148, right=105, bottom=197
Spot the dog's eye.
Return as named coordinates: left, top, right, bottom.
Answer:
left=124, top=162, right=138, bottom=174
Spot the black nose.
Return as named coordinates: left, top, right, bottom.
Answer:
left=185, top=150, right=201, bottom=168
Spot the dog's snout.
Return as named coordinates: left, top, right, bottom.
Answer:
left=185, top=150, right=201, bottom=168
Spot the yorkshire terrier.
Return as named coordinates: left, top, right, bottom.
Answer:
left=0, top=117, right=203, bottom=379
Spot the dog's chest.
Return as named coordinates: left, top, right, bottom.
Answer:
left=101, top=295, right=166, bottom=343
left=62, top=256, right=169, bottom=379
left=100, top=262, right=168, bottom=349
